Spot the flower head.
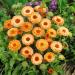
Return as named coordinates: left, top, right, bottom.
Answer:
left=31, top=53, right=43, bottom=65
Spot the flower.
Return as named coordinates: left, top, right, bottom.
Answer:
left=11, top=15, right=24, bottom=27
left=21, top=6, right=34, bottom=16
left=44, top=52, right=55, bottom=62
left=36, top=39, right=48, bottom=51
left=31, top=53, right=43, bottom=65
left=32, top=27, right=45, bottom=37
left=57, top=27, right=69, bottom=36
left=52, top=16, right=64, bottom=25
left=34, top=5, right=40, bottom=11
left=17, top=29, right=23, bottom=35
left=50, top=41, right=63, bottom=53
left=20, top=22, right=33, bottom=32
left=20, top=46, right=33, bottom=58
left=22, top=34, right=34, bottom=45
left=8, top=40, right=21, bottom=52
left=46, top=28, right=57, bottom=38
left=40, top=18, right=51, bottom=30
left=28, top=12, right=42, bottom=24
left=59, top=54, right=65, bottom=60
left=48, top=68, right=54, bottom=74
left=4, top=20, right=13, bottom=29
left=7, top=28, right=18, bottom=37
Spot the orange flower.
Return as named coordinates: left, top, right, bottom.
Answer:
left=20, top=46, right=33, bottom=58
left=31, top=53, right=43, bottom=65
left=17, top=29, right=23, bottom=35
left=50, top=41, right=63, bottom=53
left=20, top=22, right=33, bottom=32
left=21, top=6, right=34, bottom=17
left=46, top=28, right=57, bottom=38
left=22, top=34, right=34, bottom=45
left=28, top=12, right=42, bottom=24
left=52, top=16, right=64, bottom=25
left=44, top=52, right=55, bottom=62
left=34, top=5, right=40, bottom=11
left=4, top=20, right=13, bottom=29
left=7, top=28, right=18, bottom=37
left=32, top=27, right=45, bottom=37
left=11, top=15, right=24, bottom=27
left=8, top=40, right=21, bottom=52
left=57, top=27, right=69, bottom=36
left=36, top=39, right=48, bottom=51
left=40, top=18, right=51, bottom=30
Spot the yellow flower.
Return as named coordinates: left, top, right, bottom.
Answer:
left=40, top=18, right=51, bottom=30
left=34, top=5, right=40, bottom=11
left=11, top=15, right=24, bottom=27
left=28, top=12, right=42, bottom=24
left=57, top=27, right=69, bottom=36
left=7, top=28, right=18, bottom=37
left=47, top=28, right=57, bottom=38
left=52, top=16, right=64, bottom=25
left=21, top=6, right=34, bottom=16
left=44, top=52, right=55, bottom=62
left=32, top=27, right=45, bottom=37
left=8, top=40, right=21, bottom=52
left=20, top=46, right=33, bottom=58
left=31, top=53, right=43, bottom=65
left=36, top=39, right=48, bottom=51
left=20, top=22, right=33, bottom=32
left=22, top=34, right=34, bottom=45
left=50, top=41, right=63, bottom=53
left=4, top=20, right=13, bottom=29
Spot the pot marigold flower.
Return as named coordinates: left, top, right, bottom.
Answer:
left=20, top=22, right=33, bottom=32
left=4, top=20, right=13, bottom=29
left=22, top=34, right=34, bottom=45
left=40, top=18, right=51, bottom=30
left=46, top=28, right=57, bottom=38
left=57, top=27, right=69, bottom=36
left=17, top=29, right=23, bottom=35
left=21, top=6, right=34, bottom=16
left=20, top=46, right=33, bottom=58
left=28, top=12, right=42, bottom=24
left=36, top=39, right=48, bottom=51
left=31, top=53, right=43, bottom=65
left=50, top=41, right=63, bottom=53
left=11, top=15, right=24, bottom=27
left=52, top=16, right=64, bottom=25
left=32, top=27, right=45, bottom=37
left=7, top=28, right=18, bottom=37
left=8, top=40, right=21, bottom=52
left=44, top=52, right=55, bottom=62
left=34, top=5, right=40, bottom=11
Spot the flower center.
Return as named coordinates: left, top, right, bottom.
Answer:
left=26, top=37, right=30, bottom=41
left=55, top=44, right=59, bottom=48
left=48, top=55, right=52, bottom=59
left=50, top=32, right=54, bottom=35
left=36, top=30, right=41, bottom=33
left=15, top=19, right=20, bottom=23
left=13, top=43, right=16, bottom=47
left=33, top=15, right=37, bottom=19
left=56, top=18, right=61, bottom=22
left=44, top=22, right=48, bottom=26
left=62, top=29, right=66, bottom=33
left=40, top=42, right=44, bottom=46
left=24, top=50, right=29, bottom=54
left=25, top=24, right=28, bottom=28
left=26, top=10, right=30, bottom=13
left=35, top=56, right=39, bottom=61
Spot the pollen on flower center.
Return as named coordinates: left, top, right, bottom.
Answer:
left=55, top=44, right=59, bottom=48
left=15, top=19, right=20, bottom=23
left=35, top=56, right=39, bottom=61
left=26, top=10, right=30, bottom=13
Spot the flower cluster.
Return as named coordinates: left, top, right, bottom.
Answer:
left=4, top=5, right=70, bottom=66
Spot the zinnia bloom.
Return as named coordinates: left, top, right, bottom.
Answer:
left=22, top=34, right=34, bottom=45
left=40, top=18, right=51, bottom=30
left=50, top=41, right=63, bottom=53
left=46, top=28, right=57, bottom=38
left=20, top=22, right=33, bottom=32
left=52, top=16, right=64, bottom=25
left=8, top=40, right=21, bottom=52
left=20, top=46, right=33, bottom=58
left=28, top=12, right=42, bottom=24
left=32, top=27, right=45, bottom=37
left=4, top=20, right=13, bottom=29
left=11, top=15, right=24, bottom=27
left=31, top=53, right=43, bottom=65
left=36, top=39, right=48, bottom=51
left=21, top=6, right=34, bottom=16
left=44, top=52, right=55, bottom=62
left=57, top=27, right=69, bottom=36
left=7, top=28, right=18, bottom=37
